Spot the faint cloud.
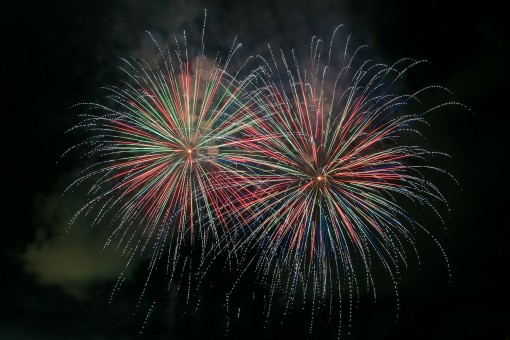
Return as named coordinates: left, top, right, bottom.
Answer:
left=23, top=174, right=141, bottom=299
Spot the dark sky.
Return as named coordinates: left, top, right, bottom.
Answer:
left=3, top=0, right=509, bottom=339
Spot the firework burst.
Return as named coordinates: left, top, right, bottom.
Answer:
left=229, top=27, right=458, bottom=330
left=65, top=20, right=258, bottom=299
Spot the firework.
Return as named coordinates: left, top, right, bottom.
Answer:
left=66, top=18, right=461, bottom=335
left=229, top=27, right=457, bottom=330
left=66, top=20, right=258, bottom=298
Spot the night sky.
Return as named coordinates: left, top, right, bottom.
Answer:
left=3, top=0, right=509, bottom=339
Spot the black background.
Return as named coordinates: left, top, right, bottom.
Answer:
left=3, top=0, right=509, bottom=339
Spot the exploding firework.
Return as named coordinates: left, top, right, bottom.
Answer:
left=228, top=27, right=459, bottom=331
left=65, top=18, right=258, bottom=299
left=66, top=17, right=461, bottom=336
